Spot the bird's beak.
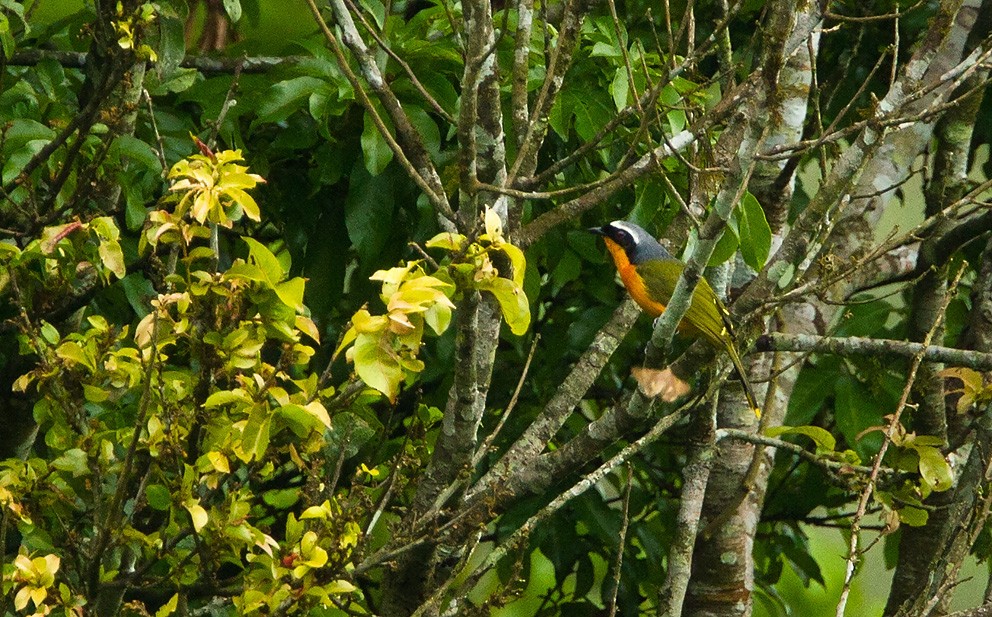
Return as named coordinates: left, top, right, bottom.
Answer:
left=587, top=226, right=606, bottom=236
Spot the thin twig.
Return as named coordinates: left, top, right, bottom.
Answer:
left=142, top=89, right=168, bottom=174
left=206, top=58, right=244, bottom=149
left=606, top=464, right=633, bottom=617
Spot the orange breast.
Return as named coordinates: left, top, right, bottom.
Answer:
left=605, top=238, right=667, bottom=317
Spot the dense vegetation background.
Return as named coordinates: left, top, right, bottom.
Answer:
left=1, top=0, right=992, bottom=616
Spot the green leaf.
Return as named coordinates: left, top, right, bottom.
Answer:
left=786, top=355, right=840, bottom=426
left=156, top=12, right=186, bottom=77
left=0, top=14, right=13, bottom=61
left=204, top=389, right=250, bottom=407
left=590, top=41, right=621, bottom=57
left=737, top=192, right=771, bottom=271
left=345, top=163, right=395, bottom=264
left=708, top=224, right=739, bottom=266
left=223, top=0, right=242, bottom=22
left=241, top=237, right=285, bottom=285
left=660, top=84, right=686, bottom=132
left=361, top=110, right=393, bottom=176
left=916, top=446, right=953, bottom=492
left=834, top=376, right=887, bottom=461
left=111, top=134, right=162, bottom=173
left=146, top=484, right=172, bottom=511
left=262, top=487, right=300, bottom=509
left=325, top=580, right=358, bottom=594
left=51, top=448, right=89, bottom=477
left=764, top=425, right=837, bottom=452
left=610, top=67, right=628, bottom=111
left=476, top=277, right=530, bottom=336
left=406, top=104, right=440, bottom=160
left=152, top=67, right=199, bottom=95
left=256, top=76, right=328, bottom=124
left=898, top=505, right=929, bottom=526
left=572, top=94, right=611, bottom=142
left=2, top=119, right=55, bottom=152
left=768, top=261, right=795, bottom=289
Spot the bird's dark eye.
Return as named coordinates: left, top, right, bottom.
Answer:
left=615, top=230, right=632, bottom=247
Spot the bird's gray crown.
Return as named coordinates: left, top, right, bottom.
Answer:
left=605, top=220, right=673, bottom=263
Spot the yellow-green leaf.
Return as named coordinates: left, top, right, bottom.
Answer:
left=333, top=325, right=358, bottom=359
left=352, top=309, right=389, bottom=334
left=300, top=503, right=330, bottom=520
left=917, top=446, right=953, bottom=492
left=353, top=332, right=403, bottom=401
left=484, top=206, right=503, bottom=239
left=242, top=237, right=285, bottom=285
left=764, top=425, right=836, bottom=452
left=204, top=389, right=250, bottom=408
left=207, top=451, right=231, bottom=473
left=56, top=341, right=94, bottom=371
left=425, top=232, right=467, bottom=251
left=98, top=239, right=127, bottom=279
left=423, top=302, right=452, bottom=335
left=326, top=579, right=358, bottom=594
left=155, top=593, right=180, bottom=617
left=296, top=315, right=320, bottom=343
left=304, top=400, right=332, bottom=429
left=240, top=408, right=271, bottom=461
left=275, top=278, right=306, bottom=312
left=499, top=243, right=527, bottom=287
left=186, top=502, right=209, bottom=532
left=476, top=277, right=530, bottom=336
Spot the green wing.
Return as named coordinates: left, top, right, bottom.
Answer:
left=636, top=260, right=761, bottom=415
left=636, top=261, right=730, bottom=351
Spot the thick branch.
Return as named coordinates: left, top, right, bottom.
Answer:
left=7, top=49, right=305, bottom=73
left=470, top=299, right=640, bottom=497
left=756, top=332, right=992, bottom=370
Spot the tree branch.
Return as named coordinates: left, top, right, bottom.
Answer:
left=7, top=49, right=306, bottom=73
left=756, top=332, right=992, bottom=370
left=470, top=299, right=639, bottom=497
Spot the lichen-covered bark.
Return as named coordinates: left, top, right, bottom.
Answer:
left=679, top=1, right=808, bottom=614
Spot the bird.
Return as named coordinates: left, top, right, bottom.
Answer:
left=590, top=220, right=760, bottom=417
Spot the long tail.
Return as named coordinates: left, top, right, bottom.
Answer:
left=725, top=340, right=761, bottom=418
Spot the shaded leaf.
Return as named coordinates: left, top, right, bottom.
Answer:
left=737, top=192, right=771, bottom=271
